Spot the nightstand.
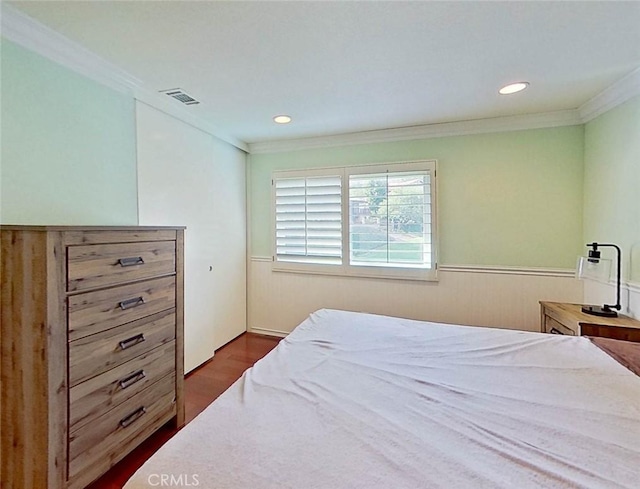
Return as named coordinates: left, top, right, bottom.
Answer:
left=539, top=301, right=640, bottom=342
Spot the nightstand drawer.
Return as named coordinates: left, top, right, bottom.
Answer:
left=69, top=309, right=175, bottom=386
left=540, top=302, right=640, bottom=341
left=67, top=240, right=176, bottom=292
left=68, top=276, right=176, bottom=341
left=68, top=373, right=176, bottom=480
left=545, top=316, right=575, bottom=336
left=70, top=342, right=175, bottom=431
left=581, top=324, right=640, bottom=342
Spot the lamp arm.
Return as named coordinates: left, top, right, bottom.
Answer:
left=588, top=242, right=622, bottom=310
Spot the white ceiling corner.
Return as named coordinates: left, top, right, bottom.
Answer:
left=578, top=66, right=640, bottom=122
left=1, top=3, right=140, bottom=93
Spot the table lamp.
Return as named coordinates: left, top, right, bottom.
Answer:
left=576, top=242, right=621, bottom=317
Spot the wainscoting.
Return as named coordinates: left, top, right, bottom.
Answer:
left=248, top=257, right=583, bottom=335
left=584, top=279, right=640, bottom=320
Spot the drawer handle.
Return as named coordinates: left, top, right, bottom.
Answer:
left=118, top=369, right=146, bottom=390
left=119, top=406, right=146, bottom=429
left=118, top=256, right=145, bottom=267
left=119, top=296, right=145, bottom=310
left=118, top=333, right=145, bottom=350
left=550, top=327, right=565, bottom=335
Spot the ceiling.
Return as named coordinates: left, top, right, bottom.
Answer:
left=8, top=1, right=640, bottom=145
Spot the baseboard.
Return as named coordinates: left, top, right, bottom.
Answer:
left=249, top=326, right=289, bottom=338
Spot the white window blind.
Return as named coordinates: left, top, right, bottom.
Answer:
left=275, top=175, right=342, bottom=265
left=349, top=170, right=433, bottom=269
left=273, top=160, right=437, bottom=280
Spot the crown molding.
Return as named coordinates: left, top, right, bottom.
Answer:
left=249, top=61, right=639, bottom=154
left=1, top=3, right=141, bottom=93
left=0, top=3, right=248, bottom=152
left=248, top=110, right=582, bottom=154
left=578, top=66, right=640, bottom=123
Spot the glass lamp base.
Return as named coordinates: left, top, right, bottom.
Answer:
left=581, top=305, right=618, bottom=318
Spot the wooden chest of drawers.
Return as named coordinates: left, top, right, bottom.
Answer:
left=1, top=226, right=185, bottom=489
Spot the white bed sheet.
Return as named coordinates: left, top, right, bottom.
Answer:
left=125, top=309, right=640, bottom=488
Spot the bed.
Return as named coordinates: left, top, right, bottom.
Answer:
left=124, top=309, right=640, bottom=488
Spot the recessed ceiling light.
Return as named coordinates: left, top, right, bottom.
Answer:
left=499, top=82, right=529, bottom=95
left=273, top=115, right=292, bottom=124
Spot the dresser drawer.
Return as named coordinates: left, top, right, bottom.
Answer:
left=68, top=276, right=175, bottom=341
left=67, top=241, right=176, bottom=292
left=68, top=373, right=176, bottom=479
left=69, top=309, right=175, bottom=386
left=70, top=342, right=175, bottom=431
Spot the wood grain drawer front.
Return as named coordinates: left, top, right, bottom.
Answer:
left=69, top=309, right=175, bottom=386
left=69, top=309, right=176, bottom=387
left=68, top=373, right=176, bottom=480
left=64, top=229, right=177, bottom=246
left=68, top=276, right=176, bottom=341
left=67, top=241, right=176, bottom=292
left=70, top=342, right=175, bottom=431
left=581, top=324, right=640, bottom=342
left=545, top=316, right=576, bottom=336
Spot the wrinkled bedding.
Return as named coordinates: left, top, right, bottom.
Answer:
left=125, top=309, right=640, bottom=489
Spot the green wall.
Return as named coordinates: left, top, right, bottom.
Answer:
left=0, top=39, right=138, bottom=225
left=250, top=126, right=585, bottom=269
left=584, top=95, right=640, bottom=282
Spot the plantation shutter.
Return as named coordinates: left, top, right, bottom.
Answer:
left=349, top=170, right=433, bottom=268
left=275, top=175, right=342, bottom=265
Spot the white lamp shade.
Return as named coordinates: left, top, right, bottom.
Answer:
left=576, top=255, right=612, bottom=282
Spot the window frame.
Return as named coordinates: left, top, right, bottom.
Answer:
left=271, top=160, right=438, bottom=281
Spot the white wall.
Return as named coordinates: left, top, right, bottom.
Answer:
left=582, top=95, right=640, bottom=320
left=1, top=39, right=138, bottom=225
left=136, top=102, right=247, bottom=373
left=249, top=258, right=583, bottom=335
left=583, top=280, right=640, bottom=321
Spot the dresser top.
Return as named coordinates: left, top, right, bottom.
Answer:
left=540, top=301, right=640, bottom=329
left=0, top=225, right=186, bottom=231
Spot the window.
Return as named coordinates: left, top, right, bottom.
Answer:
left=273, top=160, right=437, bottom=280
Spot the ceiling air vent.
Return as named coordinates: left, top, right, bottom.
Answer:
left=160, top=88, right=200, bottom=105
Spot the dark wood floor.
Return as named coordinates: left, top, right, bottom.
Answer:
left=86, top=332, right=282, bottom=489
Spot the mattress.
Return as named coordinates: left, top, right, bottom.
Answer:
left=125, top=309, right=640, bottom=489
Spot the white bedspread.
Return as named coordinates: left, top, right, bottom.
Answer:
left=125, top=309, right=640, bottom=488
